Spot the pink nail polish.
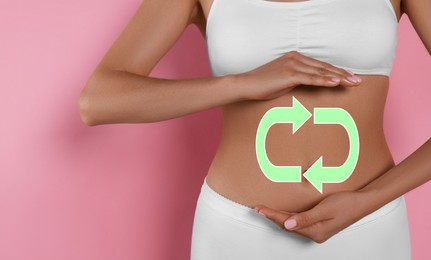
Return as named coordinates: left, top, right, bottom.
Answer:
left=258, top=211, right=266, bottom=217
left=347, top=70, right=355, bottom=76
left=354, top=75, right=362, bottom=82
left=347, top=76, right=359, bottom=83
left=284, top=219, right=297, bottom=229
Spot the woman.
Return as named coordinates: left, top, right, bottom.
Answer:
left=78, top=0, right=431, bottom=259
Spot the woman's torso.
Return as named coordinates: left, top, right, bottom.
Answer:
left=197, top=0, right=402, bottom=212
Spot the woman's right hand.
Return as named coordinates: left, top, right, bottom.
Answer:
left=236, top=51, right=363, bottom=101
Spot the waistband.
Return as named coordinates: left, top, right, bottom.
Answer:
left=199, top=177, right=404, bottom=233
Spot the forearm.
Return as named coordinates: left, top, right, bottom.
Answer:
left=78, top=69, right=245, bottom=126
left=358, top=137, right=431, bottom=212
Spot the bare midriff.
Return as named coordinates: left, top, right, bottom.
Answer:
left=199, top=0, right=400, bottom=213
left=206, top=75, right=395, bottom=212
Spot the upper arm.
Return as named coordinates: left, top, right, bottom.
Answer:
left=94, top=0, right=200, bottom=76
left=402, top=0, right=431, bottom=55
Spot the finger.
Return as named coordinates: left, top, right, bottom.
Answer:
left=309, top=66, right=362, bottom=87
left=295, top=62, right=360, bottom=87
left=282, top=206, right=331, bottom=231
left=289, top=71, right=344, bottom=88
left=294, top=54, right=353, bottom=78
left=293, top=55, right=362, bottom=86
left=280, top=210, right=297, bottom=215
left=254, top=205, right=292, bottom=230
left=288, top=59, right=359, bottom=87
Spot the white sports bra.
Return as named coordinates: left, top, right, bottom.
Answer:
left=205, top=0, right=398, bottom=77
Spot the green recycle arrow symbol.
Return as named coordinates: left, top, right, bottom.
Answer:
left=255, top=96, right=360, bottom=193
left=255, top=97, right=312, bottom=183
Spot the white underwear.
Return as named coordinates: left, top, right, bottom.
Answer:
left=190, top=177, right=411, bottom=260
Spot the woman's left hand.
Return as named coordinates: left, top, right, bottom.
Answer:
left=254, top=190, right=373, bottom=244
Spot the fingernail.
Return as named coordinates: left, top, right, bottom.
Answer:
left=284, top=219, right=297, bottom=229
left=354, top=75, right=362, bottom=82
left=258, top=211, right=266, bottom=217
left=347, top=76, right=361, bottom=83
left=331, top=77, right=340, bottom=83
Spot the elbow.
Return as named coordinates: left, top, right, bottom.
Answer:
left=78, top=93, right=97, bottom=126
left=78, top=76, right=99, bottom=127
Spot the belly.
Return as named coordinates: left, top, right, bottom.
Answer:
left=206, top=75, right=395, bottom=212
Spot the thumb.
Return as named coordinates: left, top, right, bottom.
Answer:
left=283, top=208, right=326, bottom=231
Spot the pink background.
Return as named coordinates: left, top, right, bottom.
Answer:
left=1, top=1, right=430, bottom=259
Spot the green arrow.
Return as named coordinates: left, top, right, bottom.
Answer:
left=255, top=96, right=312, bottom=182
left=303, top=108, right=360, bottom=193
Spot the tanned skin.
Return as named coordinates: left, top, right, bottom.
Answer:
left=78, top=0, right=431, bottom=244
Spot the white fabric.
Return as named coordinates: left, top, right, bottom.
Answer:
left=191, top=177, right=411, bottom=260
left=206, top=0, right=398, bottom=77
